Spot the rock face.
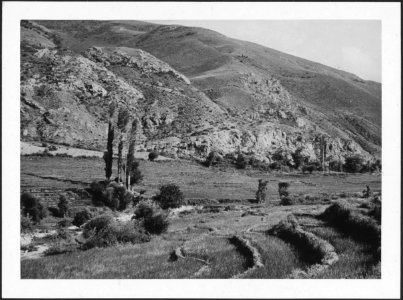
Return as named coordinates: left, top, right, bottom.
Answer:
left=20, top=20, right=380, bottom=163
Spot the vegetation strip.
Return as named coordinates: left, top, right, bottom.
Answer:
left=230, top=235, right=264, bottom=278
left=268, top=215, right=339, bottom=278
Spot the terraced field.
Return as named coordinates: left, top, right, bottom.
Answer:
left=20, top=156, right=381, bottom=279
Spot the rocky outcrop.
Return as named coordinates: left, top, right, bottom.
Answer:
left=20, top=20, right=378, bottom=163
left=84, top=46, right=190, bottom=84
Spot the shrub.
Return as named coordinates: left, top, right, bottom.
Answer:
left=278, top=182, right=290, bottom=198
left=57, top=195, right=69, bottom=217
left=82, top=219, right=150, bottom=250
left=48, top=207, right=61, bottom=217
left=291, top=149, right=307, bottom=169
left=90, top=181, right=133, bottom=211
left=236, top=154, right=248, bottom=169
left=344, top=155, right=364, bottom=173
left=44, top=243, right=76, bottom=256
left=57, top=218, right=73, bottom=228
left=143, top=213, right=169, bottom=234
left=321, top=201, right=380, bottom=246
left=329, top=160, right=343, bottom=172
left=21, top=215, right=33, bottom=233
left=204, top=151, right=218, bottom=167
left=21, top=192, right=47, bottom=223
left=72, top=209, right=93, bottom=227
left=126, top=160, right=143, bottom=185
left=90, top=180, right=108, bottom=206
left=280, top=197, right=294, bottom=206
left=134, top=202, right=154, bottom=219
left=148, top=151, right=159, bottom=161
left=114, top=222, right=151, bottom=243
left=269, top=161, right=281, bottom=171
left=153, top=184, right=185, bottom=209
left=368, top=197, right=381, bottom=223
left=83, top=215, right=114, bottom=238
left=302, top=165, right=315, bottom=174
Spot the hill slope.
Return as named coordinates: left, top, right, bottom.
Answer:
left=21, top=20, right=381, bottom=164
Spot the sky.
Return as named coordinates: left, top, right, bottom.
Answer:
left=151, top=20, right=381, bottom=82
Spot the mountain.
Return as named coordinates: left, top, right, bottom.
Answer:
left=20, top=20, right=381, bottom=164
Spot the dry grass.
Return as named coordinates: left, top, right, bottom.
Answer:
left=308, top=226, right=380, bottom=278
left=245, top=234, right=304, bottom=278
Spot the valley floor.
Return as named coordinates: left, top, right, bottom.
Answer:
left=20, top=156, right=381, bottom=279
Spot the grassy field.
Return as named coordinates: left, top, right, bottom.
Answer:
left=21, top=156, right=381, bottom=200
left=20, top=156, right=381, bottom=279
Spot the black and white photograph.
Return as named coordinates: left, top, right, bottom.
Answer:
left=2, top=1, right=401, bottom=299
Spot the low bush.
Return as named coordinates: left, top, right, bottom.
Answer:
left=344, top=155, right=364, bottom=173
left=153, top=184, right=185, bottom=210
left=368, top=198, right=381, bottom=223
left=236, top=154, right=248, bottom=169
left=280, top=197, right=294, bottom=206
left=329, top=160, right=343, bottom=172
left=89, top=181, right=134, bottom=211
left=44, top=243, right=76, bottom=256
left=57, top=218, right=73, bottom=228
left=204, top=151, right=219, bottom=167
left=148, top=151, right=159, bottom=161
left=57, top=195, right=69, bottom=217
left=21, top=215, right=33, bottom=233
left=81, top=218, right=151, bottom=250
left=321, top=201, right=380, bottom=246
left=72, top=209, right=93, bottom=227
left=269, top=161, right=281, bottom=171
left=83, top=215, right=114, bottom=238
left=54, top=153, right=73, bottom=158
left=278, top=182, right=290, bottom=198
left=143, top=213, right=169, bottom=234
left=21, top=192, right=47, bottom=223
left=302, top=165, right=315, bottom=174
left=134, top=201, right=154, bottom=219
left=48, top=207, right=61, bottom=217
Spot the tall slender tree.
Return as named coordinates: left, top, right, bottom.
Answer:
left=104, top=102, right=116, bottom=180
left=117, top=108, right=130, bottom=183
left=126, top=118, right=138, bottom=189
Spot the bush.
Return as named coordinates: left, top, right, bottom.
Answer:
left=89, top=181, right=133, bottom=211
left=83, top=215, right=114, bottom=238
left=204, top=151, right=218, bottom=167
left=302, top=165, right=315, bottom=174
left=57, top=218, right=73, bottom=228
left=21, top=215, right=33, bottom=233
left=126, top=160, right=143, bottom=186
left=82, top=219, right=151, bottom=250
left=280, top=197, right=294, bottom=206
left=72, top=209, right=93, bottom=227
left=90, top=180, right=108, bottom=206
left=44, top=243, right=76, bottom=256
left=344, top=155, right=364, bottom=173
left=291, top=149, right=307, bottom=169
left=48, top=207, right=61, bottom=217
left=21, top=192, right=47, bottom=223
left=236, top=154, right=248, bottom=169
left=321, top=201, right=381, bottom=246
left=153, top=184, right=185, bottom=209
left=143, top=213, right=169, bottom=234
left=329, top=160, right=343, bottom=172
left=278, top=182, right=290, bottom=198
left=114, top=222, right=151, bottom=243
left=134, top=202, right=154, bottom=219
left=57, top=195, right=69, bottom=217
left=148, top=151, right=159, bottom=161
left=269, top=161, right=281, bottom=171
